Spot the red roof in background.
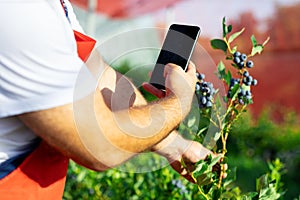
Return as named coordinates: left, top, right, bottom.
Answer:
left=70, top=0, right=182, bottom=18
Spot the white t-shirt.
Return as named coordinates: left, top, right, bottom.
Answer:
left=0, top=0, right=85, bottom=164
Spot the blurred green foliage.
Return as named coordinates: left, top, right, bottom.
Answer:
left=63, top=108, right=300, bottom=199
left=227, top=107, right=300, bottom=200
left=63, top=159, right=197, bottom=200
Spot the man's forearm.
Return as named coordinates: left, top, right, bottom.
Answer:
left=94, top=93, right=185, bottom=153
left=69, top=88, right=188, bottom=168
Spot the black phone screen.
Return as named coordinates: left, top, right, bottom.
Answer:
left=149, top=24, right=200, bottom=90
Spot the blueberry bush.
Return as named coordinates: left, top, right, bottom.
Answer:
left=177, top=17, right=289, bottom=199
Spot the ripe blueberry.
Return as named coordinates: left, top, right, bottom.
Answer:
left=243, top=71, right=249, bottom=77
left=240, top=53, right=247, bottom=61
left=246, top=60, right=254, bottom=68
left=202, top=82, right=208, bottom=87
left=201, top=96, right=207, bottom=105
left=230, top=78, right=236, bottom=85
left=206, top=101, right=213, bottom=108
left=245, top=90, right=251, bottom=96
left=252, top=79, right=258, bottom=86
left=233, top=57, right=241, bottom=64
left=197, top=73, right=205, bottom=80
left=207, top=95, right=213, bottom=101
left=240, top=89, right=246, bottom=96
left=238, top=61, right=244, bottom=68
left=243, top=78, right=250, bottom=86
left=195, top=83, right=201, bottom=91
left=246, top=76, right=253, bottom=82
left=238, top=92, right=243, bottom=98
left=233, top=51, right=241, bottom=58
left=201, top=87, right=207, bottom=93
left=227, top=91, right=232, bottom=98
left=205, top=87, right=211, bottom=94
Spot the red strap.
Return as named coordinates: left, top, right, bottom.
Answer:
left=0, top=142, right=69, bottom=200
left=74, top=30, right=96, bottom=62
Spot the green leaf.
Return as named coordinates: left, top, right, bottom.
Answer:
left=195, top=173, right=213, bottom=186
left=250, top=35, right=269, bottom=56
left=225, top=70, right=232, bottom=86
left=233, top=108, right=239, bottom=115
left=223, top=179, right=234, bottom=190
left=251, top=35, right=257, bottom=47
left=223, top=96, right=228, bottom=103
left=193, top=162, right=208, bottom=177
left=231, top=63, right=239, bottom=69
left=230, top=84, right=240, bottom=99
left=197, top=127, right=208, bottom=135
left=211, top=186, right=222, bottom=200
left=228, top=25, right=232, bottom=34
left=256, top=174, right=268, bottom=191
left=232, top=45, right=237, bottom=53
left=222, top=17, right=232, bottom=38
left=222, top=17, right=227, bottom=37
left=213, top=131, right=221, bottom=142
left=242, top=192, right=258, bottom=199
left=228, top=28, right=245, bottom=43
left=218, top=60, right=225, bottom=72
left=211, top=39, right=228, bottom=53
left=209, top=155, right=222, bottom=167
left=251, top=45, right=264, bottom=56
left=187, top=116, right=196, bottom=127
left=217, top=61, right=226, bottom=80
left=77, top=170, right=87, bottom=182
left=258, top=186, right=281, bottom=200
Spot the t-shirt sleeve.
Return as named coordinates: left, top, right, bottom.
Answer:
left=0, top=1, right=85, bottom=117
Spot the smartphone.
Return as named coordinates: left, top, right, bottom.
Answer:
left=149, top=24, right=201, bottom=90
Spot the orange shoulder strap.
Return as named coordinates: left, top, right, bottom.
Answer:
left=74, top=30, right=96, bottom=62
left=0, top=142, right=69, bottom=200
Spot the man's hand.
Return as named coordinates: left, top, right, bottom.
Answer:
left=151, top=131, right=212, bottom=183
left=143, top=62, right=197, bottom=98
left=164, top=63, right=197, bottom=96
left=143, top=62, right=197, bottom=117
left=152, top=131, right=227, bottom=183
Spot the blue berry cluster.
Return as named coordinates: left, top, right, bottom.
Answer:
left=227, top=70, right=258, bottom=105
left=195, top=73, right=216, bottom=108
left=226, top=51, right=259, bottom=105
left=233, top=51, right=254, bottom=69
left=227, top=78, right=252, bottom=105
left=242, top=71, right=258, bottom=86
